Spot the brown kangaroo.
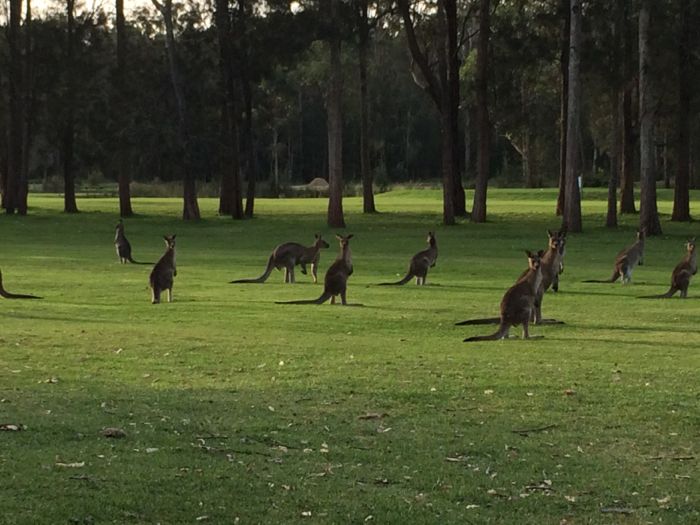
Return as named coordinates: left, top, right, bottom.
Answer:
left=149, top=235, right=177, bottom=304
left=114, top=220, right=150, bottom=264
left=583, top=229, right=645, bottom=284
left=551, top=229, right=567, bottom=292
left=379, top=232, right=437, bottom=285
left=462, top=250, right=544, bottom=342
left=276, top=234, right=354, bottom=305
left=0, top=269, right=41, bottom=299
left=231, top=234, right=330, bottom=284
left=641, top=238, right=697, bottom=298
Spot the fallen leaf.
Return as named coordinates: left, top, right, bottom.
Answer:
left=0, top=423, right=24, bottom=431
left=301, top=511, right=312, bottom=517
left=357, top=412, right=388, bottom=420
left=55, top=461, right=85, bottom=468
left=146, top=448, right=159, bottom=453
left=100, top=427, right=126, bottom=439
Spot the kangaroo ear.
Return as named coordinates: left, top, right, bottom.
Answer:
left=335, top=234, right=343, bottom=241
left=525, top=250, right=533, bottom=258
left=315, top=233, right=319, bottom=239
left=347, top=234, right=354, bottom=240
left=547, top=229, right=554, bottom=237
left=538, top=249, right=545, bottom=257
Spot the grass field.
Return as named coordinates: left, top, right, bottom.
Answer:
left=1, top=188, right=699, bottom=524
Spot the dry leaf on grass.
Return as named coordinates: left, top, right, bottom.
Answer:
left=0, top=423, right=25, bottom=431
left=55, top=461, right=85, bottom=468
left=357, top=412, right=388, bottom=420
left=100, top=427, right=127, bottom=438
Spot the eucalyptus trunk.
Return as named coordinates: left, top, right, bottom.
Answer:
left=471, top=0, right=490, bottom=223
left=63, top=0, right=78, bottom=214
left=116, top=0, right=133, bottom=217
left=556, top=0, right=569, bottom=216
left=5, top=0, right=23, bottom=214
left=672, top=0, right=691, bottom=221
left=326, top=0, right=345, bottom=228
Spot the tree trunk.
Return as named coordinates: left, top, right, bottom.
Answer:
left=215, top=0, right=243, bottom=219
left=672, top=0, right=691, bottom=221
left=5, top=0, right=23, bottom=214
left=152, top=0, right=200, bottom=220
left=326, top=0, right=345, bottom=228
left=445, top=0, right=465, bottom=217
left=242, top=74, right=256, bottom=218
left=471, top=0, right=490, bottom=223
left=358, top=0, right=376, bottom=213
left=18, top=0, right=33, bottom=215
left=619, top=0, right=636, bottom=214
left=116, top=0, right=133, bottom=217
left=606, top=89, right=620, bottom=227
left=562, top=0, right=582, bottom=232
left=63, top=0, right=78, bottom=214
left=556, top=0, right=569, bottom=216
left=638, top=0, right=661, bottom=235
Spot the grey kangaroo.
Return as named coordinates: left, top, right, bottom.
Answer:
left=115, top=220, right=150, bottom=264
left=149, top=235, right=176, bottom=304
left=551, top=229, right=567, bottom=292
left=379, top=232, right=437, bottom=285
left=583, top=229, right=645, bottom=284
left=276, top=234, right=354, bottom=305
left=463, top=250, right=544, bottom=342
left=231, top=234, right=330, bottom=284
left=0, top=269, right=41, bottom=299
left=641, top=238, right=697, bottom=298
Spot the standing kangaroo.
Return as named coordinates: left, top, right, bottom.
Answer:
left=551, top=229, right=567, bottom=292
left=230, top=234, right=330, bottom=284
left=276, top=234, right=354, bottom=305
left=462, top=250, right=544, bottom=342
left=0, top=270, right=41, bottom=299
left=641, top=238, right=697, bottom=298
left=379, top=232, right=437, bottom=285
left=149, top=235, right=177, bottom=304
left=114, top=220, right=150, bottom=264
left=583, top=229, right=645, bottom=284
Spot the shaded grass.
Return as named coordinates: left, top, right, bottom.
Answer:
left=1, top=188, right=699, bottom=524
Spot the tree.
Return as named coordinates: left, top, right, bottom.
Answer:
left=326, top=0, right=345, bottom=228
left=672, top=0, right=691, bottom=221
left=555, top=0, right=569, bottom=216
left=637, top=0, right=661, bottom=235
left=356, top=0, right=377, bottom=213
left=619, top=0, right=636, bottom=214
left=471, top=0, right=491, bottom=223
left=152, top=0, right=200, bottom=220
left=115, top=0, right=133, bottom=217
left=5, top=0, right=23, bottom=214
left=562, top=0, right=582, bottom=232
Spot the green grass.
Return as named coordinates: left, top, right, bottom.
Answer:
left=1, top=188, right=699, bottom=524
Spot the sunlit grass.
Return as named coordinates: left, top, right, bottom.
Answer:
left=1, top=188, right=698, bottom=524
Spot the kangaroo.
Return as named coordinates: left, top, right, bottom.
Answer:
left=583, top=229, right=645, bottom=284
left=379, top=232, right=437, bottom=285
left=0, top=269, right=41, bottom=299
left=114, top=220, right=150, bottom=264
left=463, top=250, right=544, bottom=342
left=230, top=234, right=330, bottom=284
left=551, top=229, right=567, bottom=292
left=641, top=238, right=697, bottom=298
left=276, top=234, right=354, bottom=305
left=149, top=235, right=177, bottom=304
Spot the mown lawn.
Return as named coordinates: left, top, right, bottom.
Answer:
left=1, top=188, right=699, bottom=524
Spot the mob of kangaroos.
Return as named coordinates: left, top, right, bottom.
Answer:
left=0, top=269, right=41, bottom=299
left=114, top=220, right=151, bottom=264
left=149, top=235, right=177, bottom=304
left=231, top=234, right=329, bottom=284
left=379, top=232, right=437, bottom=285
left=461, top=250, right=545, bottom=342
left=276, top=234, right=354, bottom=305
left=583, top=229, right=645, bottom=284
left=641, top=238, right=697, bottom=298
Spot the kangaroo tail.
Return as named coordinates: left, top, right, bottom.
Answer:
left=378, top=271, right=413, bottom=286
left=275, top=291, right=332, bottom=305
left=127, top=256, right=152, bottom=265
left=455, top=316, right=501, bottom=326
left=230, top=254, right=275, bottom=284
left=639, top=288, right=677, bottom=299
left=0, top=271, right=42, bottom=299
left=463, top=323, right=509, bottom=342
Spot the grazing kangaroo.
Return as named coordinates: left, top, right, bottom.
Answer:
left=641, top=238, right=697, bottom=298
left=276, top=234, right=354, bottom=305
left=230, top=234, right=330, bottom=284
left=463, top=250, right=544, bottom=342
left=551, top=229, right=567, bottom=292
left=583, top=229, right=645, bottom=284
left=114, top=221, right=150, bottom=264
left=379, top=232, right=437, bottom=285
left=149, top=235, right=177, bottom=304
left=0, top=270, right=41, bottom=299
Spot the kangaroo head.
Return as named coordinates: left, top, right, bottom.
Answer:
left=314, top=234, right=330, bottom=249
left=163, top=235, right=176, bottom=249
left=335, top=234, right=353, bottom=250
left=116, top=220, right=124, bottom=233
left=687, top=237, right=696, bottom=253
left=427, top=231, right=436, bottom=246
left=547, top=230, right=562, bottom=251
left=637, top=229, right=646, bottom=241
left=525, top=250, right=544, bottom=271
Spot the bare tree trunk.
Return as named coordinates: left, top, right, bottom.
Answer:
left=672, top=0, right=691, bottom=221
left=445, top=0, right=465, bottom=217
left=619, top=0, right=636, bottom=214
left=5, top=0, right=23, bottom=214
left=116, top=0, right=133, bottom=217
left=242, top=74, right=256, bottom=218
left=63, top=0, right=78, bottom=214
left=556, top=0, right=569, bottom=216
left=326, top=0, right=345, bottom=228
left=638, top=0, right=661, bottom=235
left=152, top=0, right=200, bottom=220
left=471, top=0, right=490, bottom=223
left=18, top=0, right=33, bottom=215
left=562, top=0, right=582, bottom=232
left=358, top=0, right=376, bottom=214
left=607, top=89, right=620, bottom=227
